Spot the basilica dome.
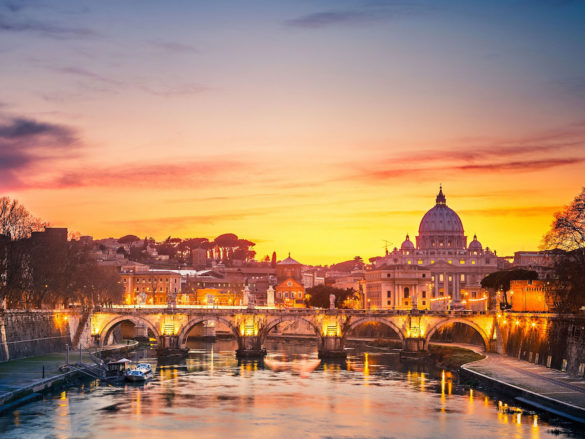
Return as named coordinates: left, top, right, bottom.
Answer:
left=401, top=234, right=415, bottom=250
left=416, top=187, right=467, bottom=250
left=468, top=234, right=482, bottom=251
left=418, top=187, right=464, bottom=235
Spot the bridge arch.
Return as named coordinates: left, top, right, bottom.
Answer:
left=424, top=318, right=489, bottom=351
left=260, top=316, right=322, bottom=343
left=343, top=317, right=406, bottom=343
left=99, top=315, right=161, bottom=347
left=177, top=316, right=240, bottom=348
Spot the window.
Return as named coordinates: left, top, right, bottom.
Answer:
left=387, top=274, right=391, bottom=278
left=439, top=274, right=444, bottom=282
left=472, top=260, right=476, bottom=265
left=418, top=260, right=423, bottom=264
left=460, top=260, right=465, bottom=265
left=422, top=291, right=426, bottom=298
left=422, top=274, right=426, bottom=278
left=387, top=290, right=392, bottom=297
left=404, top=287, right=410, bottom=298
left=387, top=299, right=392, bottom=305
left=407, top=260, right=411, bottom=265
left=287, top=281, right=293, bottom=286
left=448, top=260, right=452, bottom=264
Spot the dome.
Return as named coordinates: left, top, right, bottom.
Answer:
left=277, top=252, right=302, bottom=266
left=418, top=187, right=464, bottom=235
left=416, top=186, right=467, bottom=250
left=468, top=234, right=482, bottom=251
left=401, top=234, right=415, bottom=250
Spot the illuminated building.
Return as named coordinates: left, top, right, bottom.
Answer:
left=508, top=279, right=558, bottom=312
left=369, top=187, right=501, bottom=310
left=275, top=254, right=306, bottom=307
left=120, top=271, right=181, bottom=305
left=365, top=265, right=432, bottom=310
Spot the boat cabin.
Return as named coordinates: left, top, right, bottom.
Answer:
left=106, top=358, right=131, bottom=378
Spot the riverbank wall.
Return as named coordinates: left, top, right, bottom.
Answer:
left=500, top=314, right=585, bottom=377
left=0, top=310, right=72, bottom=362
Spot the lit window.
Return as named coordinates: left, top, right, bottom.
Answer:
left=461, top=274, right=465, bottom=281
left=472, top=260, right=476, bottom=265
left=460, top=260, right=465, bottom=265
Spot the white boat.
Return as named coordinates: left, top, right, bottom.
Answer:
left=135, top=363, right=153, bottom=376
left=125, top=363, right=153, bottom=382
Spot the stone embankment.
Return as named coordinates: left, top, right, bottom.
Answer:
left=0, top=310, right=72, bottom=361
left=461, top=353, right=585, bottom=423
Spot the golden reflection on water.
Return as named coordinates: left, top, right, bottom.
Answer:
left=55, top=390, right=70, bottom=439
left=0, top=341, right=573, bottom=439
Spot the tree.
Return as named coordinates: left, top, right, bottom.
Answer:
left=0, top=196, right=46, bottom=240
left=543, top=188, right=585, bottom=311
left=271, top=251, right=277, bottom=268
left=481, top=269, right=538, bottom=292
left=118, top=234, right=140, bottom=244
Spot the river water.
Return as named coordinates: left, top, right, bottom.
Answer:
left=0, top=339, right=582, bottom=439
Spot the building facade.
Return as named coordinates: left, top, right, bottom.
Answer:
left=120, top=271, right=182, bottom=305
left=369, top=187, right=500, bottom=310
left=275, top=254, right=306, bottom=307
left=365, top=265, right=432, bottom=310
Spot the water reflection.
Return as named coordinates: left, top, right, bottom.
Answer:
left=0, top=339, right=581, bottom=438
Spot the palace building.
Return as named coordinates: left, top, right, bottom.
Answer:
left=366, top=187, right=500, bottom=310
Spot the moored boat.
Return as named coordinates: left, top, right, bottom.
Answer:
left=125, top=362, right=153, bottom=382
left=105, top=358, right=132, bottom=383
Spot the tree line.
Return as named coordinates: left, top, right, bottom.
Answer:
left=0, top=197, right=123, bottom=309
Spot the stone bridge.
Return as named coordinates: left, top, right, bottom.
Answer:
left=87, top=306, right=505, bottom=359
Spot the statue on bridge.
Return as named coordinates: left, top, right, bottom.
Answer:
left=329, top=294, right=336, bottom=310
left=244, top=285, right=254, bottom=309
left=137, top=291, right=147, bottom=306
left=167, top=291, right=177, bottom=309
left=267, top=285, right=275, bottom=307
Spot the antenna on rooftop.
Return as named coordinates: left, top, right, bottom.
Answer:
left=382, top=240, right=392, bottom=256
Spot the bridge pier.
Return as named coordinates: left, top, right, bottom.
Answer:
left=400, top=337, right=428, bottom=359
left=318, top=336, right=347, bottom=360
left=236, top=335, right=267, bottom=359
left=161, top=335, right=180, bottom=349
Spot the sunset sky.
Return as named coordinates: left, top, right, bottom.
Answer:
left=1, top=0, right=585, bottom=265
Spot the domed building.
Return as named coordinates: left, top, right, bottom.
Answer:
left=366, top=187, right=500, bottom=310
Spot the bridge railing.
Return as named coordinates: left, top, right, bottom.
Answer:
left=97, top=306, right=497, bottom=318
